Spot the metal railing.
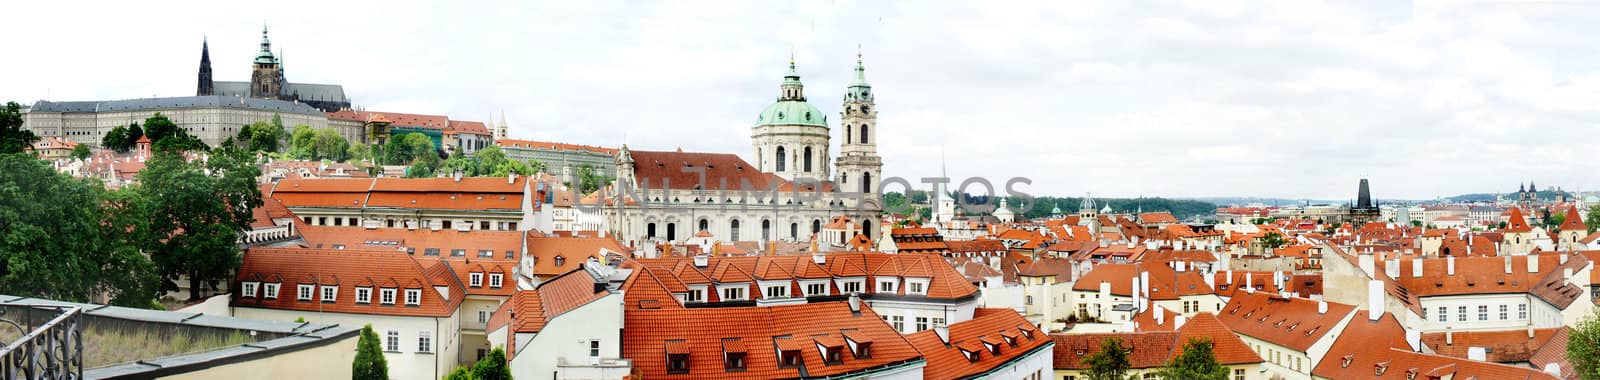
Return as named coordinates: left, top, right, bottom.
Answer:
left=0, top=305, right=82, bottom=380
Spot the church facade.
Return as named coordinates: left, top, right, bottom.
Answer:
left=604, top=55, right=884, bottom=250
left=197, top=26, right=352, bottom=113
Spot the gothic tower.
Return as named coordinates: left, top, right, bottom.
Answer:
left=249, top=25, right=284, bottom=99
left=197, top=39, right=213, bottom=96
left=752, top=56, right=830, bottom=182
left=836, top=50, right=882, bottom=198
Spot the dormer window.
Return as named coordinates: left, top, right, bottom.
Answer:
left=405, top=289, right=421, bottom=306
left=356, top=287, right=372, bottom=304
left=780, top=350, right=802, bottom=368
left=241, top=282, right=259, bottom=298
left=380, top=288, right=397, bottom=305
left=321, top=285, right=337, bottom=303
left=878, top=280, right=896, bottom=293
left=470, top=272, right=483, bottom=287
left=297, top=284, right=314, bottom=301
left=264, top=283, right=280, bottom=299
left=668, top=353, right=690, bottom=374
left=823, top=346, right=843, bottom=365
left=766, top=285, right=788, bottom=298
left=489, top=273, right=503, bottom=288
left=724, top=352, right=746, bottom=371
left=1374, top=361, right=1389, bottom=376
left=1341, top=354, right=1354, bottom=368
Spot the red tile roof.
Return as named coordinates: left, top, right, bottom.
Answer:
left=1051, top=331, right=1180, bottom=370
left=1138, top=212, right=1180, bottom=224
left=1216, top=292, right=1353, bottom=352
left=623, top=253, right=979, bottom=305
left=1560, top=205, right=1587, bottom=231
left=627, top=149, right=831, bottom=192
left=271, top=177, right=529, bottom=211
left=1071, top=263, right=1211, bottom=300
left=232, top=247, right=463, bottom=317
left=622, top=301, right=920, bottom=379
left=496, top=139, right=617, bottom=155
left=525, top=234, right=628, bottom=277
left=1313, top=313, right=1558, bottom=380
left=1505, top=207, right=1534, bottom=233
left=1420, top=328, right=1562, bottom=364
left=908, top=309, right=1053, bottom=380
left=1381, top=253, right=1589, bottom=309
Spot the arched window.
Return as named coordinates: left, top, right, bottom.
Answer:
left=846, top=125, right=852, bottom=144
left=667, top=223, right=677, bottom=242
left=812, top=220, right=821, bottom=234
left=860, top=125, right=869, bottom=144
left=790, top=223, right=799, bottom=240
left=647, top=223, right=657, bottom=238
left=861, top=172, right=872, bottom=194
left=762, top=220, right=772, bottom=241
left=698, top=219, right=709, bottom=233
left=804, top=146, right=813, bottom=172
left=776, top=146, right=787, bottom=172
left=863, top=220, right=872, bottom=241
left=731, top=219, right=741, bottom=241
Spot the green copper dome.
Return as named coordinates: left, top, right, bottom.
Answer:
left=757, top=101, right=827, bottom=127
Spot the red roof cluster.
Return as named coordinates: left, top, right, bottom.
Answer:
left=622, top=301, right=922, bottom=378
left=907, top=308, right=1052, bottom=380
left=233, top=247, right=463, bottom=317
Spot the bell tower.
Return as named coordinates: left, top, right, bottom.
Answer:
left=836, top=49, right=882, bottom=197
left=249, top=25, right=283, bottom=99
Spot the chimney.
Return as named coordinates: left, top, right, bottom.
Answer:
left=1528, top=255, right=1540, bottom=273
left=1174, top=315, right=1187, bottom=329
left=1318, top=300, right=1328, bottom=314
left=1245, top=273, right=1254, bottom=293
left=1203, top=270, right=1216, bottom=289
left=1561, top=253, right=1569, bottom=265
left=813, top=252, right=826, bottom=265
left=507, top=173, right=516, bottom=184
left=1359, top=253, right=1376, bottom=278
left=1412, top=258, right=1423, bottom=278
left=1505, top=255, right=1514, bottom=274
left=1528, top=325, right=1536, bottom=339
left=693, top=254, right=708, bottom=268
left=1099, top=281, right=1112, bottom=301
left=1273, top=271, right=1283, bottom=291
left=1176, top=261, right=1186, bottom=272
left=1446, top=327, right=1454, bottom=345
left=848, top=292, right=861, bottom=313
left=1140, top=271, right=1151, bottom=304
left=1565, top=267, right=1574, bottom=283
left=1225, top=270, right=1234, bottom=285
left=1131, top=277, right=1143, bottom=313
left=1385, top=258, right=1400, bottom=279
left=933, top=324, right=950, bottom=344
left=1447, top=255, right=1456, bottom=276
left=1545, top=363, right=1563, bottom=377
left=1367, top=280, right=1384, bottom=321
left=1405, top=329, right=1421, bottom=352
left=1155, top=306, right=1165, bottom=326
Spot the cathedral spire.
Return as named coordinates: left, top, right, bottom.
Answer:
left=255, top=23, right=276, bottom=64
left=197, top=38, right=213, bottom=96
left=778, top=53, right=804, bottom=101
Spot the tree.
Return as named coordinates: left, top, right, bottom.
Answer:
left=1082, top=337, right=1133, bottom=380
left=470, top=347, right=511, bottom=380
left=1588, top=205, right=1600, bottom=234
left=573, top=163, right=612, bottom=194
left=1570, top=309, right=1600, bottom=380
left=142, top=113, right=207, bottom=152
left=0, top=102, right=37, bottom=154
left=238, top=120, right=285, bottom=153
left=135, top=146, right=261, bottom=300
left=70, top=143, right=91, bottom=160
left=353, top=324, right=390, bottom=380
left=1259, top=231, right=1287, bottom=249
left=102, top=125, right=130, bottom=152
left=443, top=367, right=473, bottom=380
left=0, top=153, right=158, bottom=305
left=382, top=132, right=437, bottom=165
left=1158, top=337, right=1228, bottom=380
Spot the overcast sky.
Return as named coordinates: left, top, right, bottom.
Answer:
left=5, top=0, right=1599, bottom=200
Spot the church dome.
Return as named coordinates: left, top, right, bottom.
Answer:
left=757, top=101, right=827, bottom=127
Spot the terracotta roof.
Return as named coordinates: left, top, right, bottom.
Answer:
left=1381, top=253, right=1589, bottom=309
left=446, top=120, right=490, bottom=135
left=1071, top=263, right=1211, bottom=300
left=1505, top=207, right=1534, bottom=233
left=1216, top=292, right=1353, bottom=352
left=1016, top=257, right=1074, bottom=283
left=1313, top=312, right=1558, bottom=380
left=1175, top=313, right=1264, bottom=365
left=1420, top=328, right=1562, bottom=364
left=1560, top=205, right=1587, bottom=231
left=525, top=234, right=628, bottom=277
left=624, top=253, right=979, bottom=303
left=503, top=269, right=609, bottom=337
left=271, top=177, right=529, bottom=211
left=627, top=149, right=831, bottom=192
left=946, top=239, right=1006, bottom=254
left=1138, top=212, right=1180, bottom=224
left=1529, top=327, right=1576, bottom=380
left=622, top=301, right=920, bottom=379
left=907, top=309, right=1053, bottom=380
left=327, top=109, right=449, bottom=129
left=1051, top=331, right=1180, bottom=370
left=496, top=139, right=617, bottom=155
left=232, top=247, right=463, bottom=317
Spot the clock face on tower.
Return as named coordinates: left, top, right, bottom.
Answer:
left=861, top=105, right=870, bottom=114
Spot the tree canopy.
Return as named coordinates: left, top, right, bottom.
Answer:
left=237, top=117, right=286, bottom=153
left=1158, top=337, right=1228, bottom=380
left=470, top=347, right=512, bottom=380
left=353, top=324, right=390, bottom=380
left=1082, top=337, right=1133, bottom=380
left=288, top=125, right=351, bottom=162
left=142, top=113, right=207, bottom=152
left=383, top=132, right=437, bottom=166
left=0, top=101, right=38, bottom=154
left=1571, top=309, right=1600, bottom=380
left=134, top=145, right=261, bottom=300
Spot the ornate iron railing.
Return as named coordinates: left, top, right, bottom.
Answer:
left=0, top=305, right=82, bottom=380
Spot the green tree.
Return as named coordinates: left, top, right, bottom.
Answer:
left=1157, top=337, right=1228, bottom=380
left=0, top=102, right=37, bottom=154
left=102, top=125, right=130, bottom=152
left=1082, top=337, right=1133, bottom=380
left=353, top=324, right=390, bottom=380
left=470, top=347, right=511, bottom=380
left=443, top=367, right=473, bottom=380
left=1570, top=309, right=1600, bottom=380
left=136, top=146, right=261, bottom=300
left=239, top=120, right=285, bottom=153
left=142, top=113, right=181, bottom=143
left=573, top=163, right=612, bottom=194
left=382, top=132, right=437, bottom=165
left=1588, top=205, right=1600, bottom=234
left=0, top=153, right=158, bottom=305
left=1259, top=231, right=1287, bottom=249
left=70, top=143, right=91, bottom=160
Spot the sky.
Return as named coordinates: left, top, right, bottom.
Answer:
left=5, top=0, right=1599, bottom=201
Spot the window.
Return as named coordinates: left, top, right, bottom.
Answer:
left=916, top=317, right=929, bottom=331
left=478, top=249, right=493, bottom=258
left=766, top=286, right=787, bottom=298
left=1519, top=303, right=1528, bottom=319
left=297, top=285, right=314, bottom=301
left=775, top=146, right=786, bottom=172
left=451, top=249, right=466, bottom=257
left=381, top=289, right=397, bottom=305
left=933, top=317, right=945, bottom=328
left=424, top=248, right=440, bottom=256
left=478, top=310, right=491, bottom=324
left=470, top=273, right=483, bottom=287
left=668, top=354, right=691, bottom=373
left=480, top=221, right=490, bottom=230
left=1458, top=306, right=1467, bottom=322
left=781, top=350, right=802, bottom=368
left=589, top=340, right=601, bottom=358
left=405, top=289, right=421, bottom=306
left=241, top=282, right=258, bottom=297
left=1438, top=307, right=1447, bottom=322
left=909, top=282, right=925, bottom=294
left=1478, top=305, right=1488, bottom=321
left=731, top=220, right=741, bottom=241
left=1499, top=304, right=1508, bottom=320
left=843, top=281, right=862, bottom=293
left=891, top=315, right=904, bottom=332
left=686, top=289, right=704, bottom=302
left=356, top=287, right=372, bottom=303
left=442, top=220, right=452, bottom=229
left=321, top=286, right=337, bottom=302
left=726, top=352, right=747, bottom=371
left=879, top=280, right=895, bottom=293
left=418, top=330, right=433, bottom=353
left=803, top=146, right=813, bottom=172
left=1026, top=295, right=1034, bottom=305
left=723, top=287, right=745, bottom=300
left=556, top=256, right=566, bottom=267
left=490, top=273, right=503, bottom=288
left=807, top=283, right=827, bottom=296
left=385, top=330, right=400, bottom=352
left=1234, top=368, right=1245, bottom=380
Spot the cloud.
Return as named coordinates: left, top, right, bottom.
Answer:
left=2, top=0, right=1597, bottom=200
